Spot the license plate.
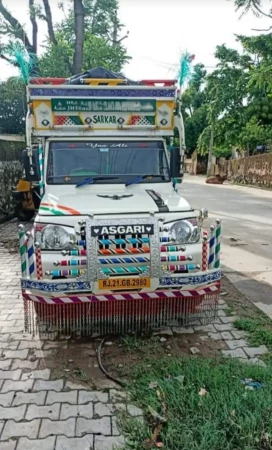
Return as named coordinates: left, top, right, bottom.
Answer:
left=98, top=277, right=151, bottom=291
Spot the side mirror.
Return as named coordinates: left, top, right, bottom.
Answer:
left=22, top=149, right=40, bottom=182
left=170, top=147, right=181, bottom=178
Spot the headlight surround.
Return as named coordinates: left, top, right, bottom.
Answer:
left=40, top=225, right=76, bottom=250
left=168, top=219, right=201, bottom=244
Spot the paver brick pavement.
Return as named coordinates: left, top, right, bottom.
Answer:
left=12, top=391, right=46, bottom=406
left=1, top=419, right=40, bottom=440
left=46, top=391, right=77, bottom=405
left=1, top=379, right=33, bottom=393
left=26, top=403, right=61, bottom=420
left=56, top=435, right=93, bottom=450
left=0, top=405, right=26, bottom=421
left=39, top=418, right=76, bottom=439
left=60, top=402, right=93, bottom=420
left=76, top=417, right=111, bottom=436
left=0, top=441, right=17, bottom=450
left=17, top=437, right=56, bottom=450
left=95, top=435, right=125, bottom=450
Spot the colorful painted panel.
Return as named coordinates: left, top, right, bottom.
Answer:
left=52, top=99, right=156, bottom=113
left=29, top=88, right=176, bottom=98
left=32, top=98, right=175, bottom=131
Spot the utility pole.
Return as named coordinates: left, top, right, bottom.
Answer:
left=207, top=118, right=214, bottom=177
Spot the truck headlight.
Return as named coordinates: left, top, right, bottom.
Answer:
left=41, top=225, right=76, bottom=250
left=169, top=219, right=201, bottom=244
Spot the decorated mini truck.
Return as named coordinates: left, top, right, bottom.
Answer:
left=20, top=68, right=221, bottom=335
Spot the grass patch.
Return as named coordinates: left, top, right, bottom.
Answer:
left=119, top=335, right=161, bottom=354
left=122, top=356, right=272, bottom=450
left=234, top=317, right=272, bottom=349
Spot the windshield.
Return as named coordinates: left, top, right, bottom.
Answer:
left=47, top=140, right=170, bottom=184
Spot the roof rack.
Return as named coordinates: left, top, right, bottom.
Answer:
left=29, top=78, right=177, bottom=87
left=30, top=78, right=128, bottom=86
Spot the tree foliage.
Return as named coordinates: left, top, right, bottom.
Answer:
left=180, top=64, right=208, bottom=157
left=0, top=78, right=26, bottom=134
left=234, top=0, right=272, bottom=31
left=0, top=0, right=130, bottom=77
left=181, top=31, right=272, bottom=157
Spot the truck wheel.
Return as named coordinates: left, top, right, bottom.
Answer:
left=15, top=203, right=35, bottom=222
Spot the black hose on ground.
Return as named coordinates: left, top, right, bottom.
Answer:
left=97, top=337, right=128, bottom=388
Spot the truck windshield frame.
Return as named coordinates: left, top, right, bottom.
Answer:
left=46, top=140, right=170, bottom=185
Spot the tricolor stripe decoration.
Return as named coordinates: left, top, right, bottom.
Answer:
left=214, top=219, right=221, bottom=269
left=54, top=260, right=87, bottom=267
left=161, top=255, right=192, bottom=262
left=98, top=248, right=150, bottom=255
left=75, top=240, right=86, bottom=246
left=208, top=225, right=215, bottom=270
left=160, top=246, right=186, bottom=252
left=40, top=202, right=80, bottom=216
left=97, top=246, right=186, bottom=255
left=38, top=142, right=44, bottom=198
left=26, top=232, right=35, bottom=278
left=47, top=269, right=86, bottom=277
left=101, top=267, right=148, bottom=275
left=98, top=237, right=149, bottom=245
left=160, top=237, right=176, bottom=243
left=165, top=264, right=198, bottom=272
left=19, top=225, right=27, bottom=278
left=62, top=250, right=87, bottom=256
left=99, top=256, right=149, bottom=264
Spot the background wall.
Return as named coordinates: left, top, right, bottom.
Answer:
left=0, top=141, right=24, bottom=222
left=227, top=153, right=272, bottom=188
left=188, top=152, right=272, bottom=190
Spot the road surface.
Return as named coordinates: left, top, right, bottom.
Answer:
left=180, top=176, right=272, bottom=317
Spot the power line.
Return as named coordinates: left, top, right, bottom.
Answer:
left=137, top=56, right=217, bottom=70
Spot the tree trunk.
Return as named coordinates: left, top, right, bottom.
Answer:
left=0, top=0, right=34, bottom=53
left=112, top=9, right=118, bottom=45
left=29, top=0, right=38, bottom=54
left=207, top=121, right=214, bottom=177
left=42, top=0, right=57, bottom=45
left=72, top=0, right=85, bottom=75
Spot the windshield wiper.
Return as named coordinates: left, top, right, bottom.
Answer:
left=76, top=176, right=118, bottom=188
left=125, top=174, right=165, bottom=187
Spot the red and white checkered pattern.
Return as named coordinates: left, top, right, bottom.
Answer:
left=23, top=284, right=220, bottom=304
left=202, top=239, right=208, bottom=271
left=35, top=247, right=43, bottom=280
left=202, top=230, right=209, bottom=271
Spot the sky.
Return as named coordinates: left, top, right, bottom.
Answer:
left=0, top=0, right=271, bottom=81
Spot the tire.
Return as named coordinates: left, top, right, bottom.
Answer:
left=15, top=203, right=35, bottom=222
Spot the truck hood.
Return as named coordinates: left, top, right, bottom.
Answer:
left=40, top=188, right=192, bottom=216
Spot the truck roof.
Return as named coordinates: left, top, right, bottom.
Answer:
left=27, top=76, right=177, bottom=138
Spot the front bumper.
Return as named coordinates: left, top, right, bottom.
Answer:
left=21, top=269, right=221, bottom=303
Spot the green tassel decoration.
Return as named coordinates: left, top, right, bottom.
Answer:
left=6, top=41, right=38, bottom=84
left=178, top=52, right=195, bottom=89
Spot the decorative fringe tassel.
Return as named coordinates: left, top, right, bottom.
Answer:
left=24, top=291, right=219, bottom=337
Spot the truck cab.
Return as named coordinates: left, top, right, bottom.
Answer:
left=20, top=71, right=220, bottom=335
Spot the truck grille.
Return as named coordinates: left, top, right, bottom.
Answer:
left=85, top=216, right=161, bottom=281
left=96, top=232, right=150, bottom=276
